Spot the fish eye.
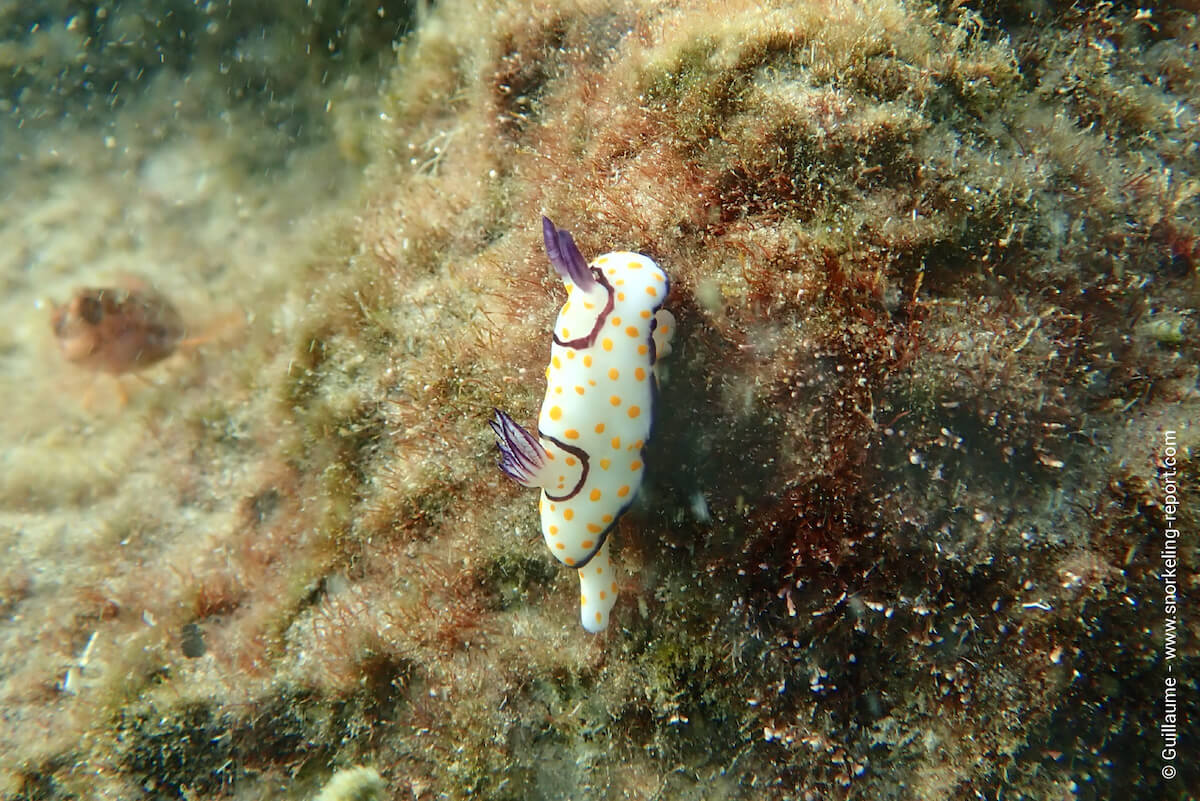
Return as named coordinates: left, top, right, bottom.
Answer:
left=78, top=296, right=104, bottom=325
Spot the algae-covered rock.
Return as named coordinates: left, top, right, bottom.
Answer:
left=0, top=1, right=1196, bottom=799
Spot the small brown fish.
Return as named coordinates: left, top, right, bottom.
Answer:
left=51, top=284, right=185, bottom=375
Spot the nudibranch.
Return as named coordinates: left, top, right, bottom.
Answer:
left=491, top=217, right=674, bottom=632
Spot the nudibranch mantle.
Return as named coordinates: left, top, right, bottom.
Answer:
left=491, top=217, right=674, bottom=632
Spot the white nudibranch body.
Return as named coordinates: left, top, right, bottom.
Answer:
left=491, top=217, right=674, bottom=632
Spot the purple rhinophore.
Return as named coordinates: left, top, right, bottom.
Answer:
left=490, top=408, right=546, bottom=485
left=542, top=216, right=597, bottom=291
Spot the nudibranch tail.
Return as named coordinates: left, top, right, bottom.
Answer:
left=490, top=409, right=547, bottom=488
left=542, top=216, right=597, bottom=291
left=578, top=539, right=618, bottom=632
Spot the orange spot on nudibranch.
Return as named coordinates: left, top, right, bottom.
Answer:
left=594, top=422, right=605, bottom=433
left=635, top=367, right=646, bottom=381
left=617, top=485, right=630, bottom=497
left=589, top=488, right=602, bottom=501
left=564, top=509, right=575, bottom=520
left=628, top=406, right=641, bottom=419
left=602, top=338, right=613, bottom=351
left=549, top=406, right=563, bottom=421
left=630, top=460, right=643, bottom=471
left=625, top=326, right=638, bottom=338
left=565, top=429, right=579, bottom=439
left=608, top=368, right=619, bottom=380
left=610, top=395, right=621, bottom=406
